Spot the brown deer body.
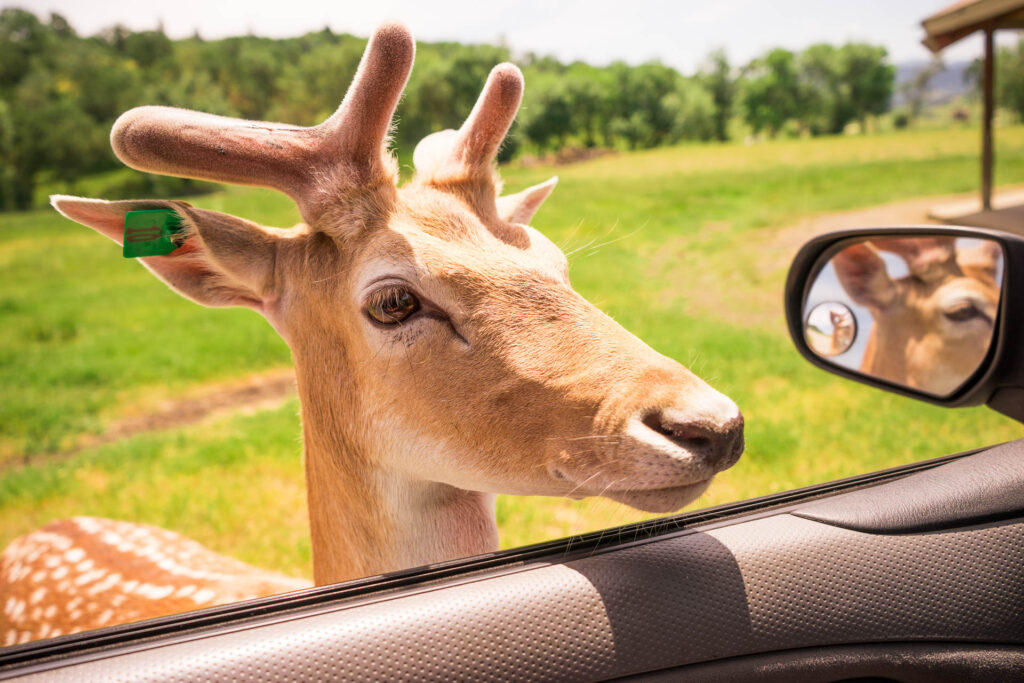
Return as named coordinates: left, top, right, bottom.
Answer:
left=833, top=237, right=1001, bottom=395
left=2, top=24, right=743, bottom=645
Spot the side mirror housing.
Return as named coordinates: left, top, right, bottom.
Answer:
left=785, top=225, right=1024, bottom=422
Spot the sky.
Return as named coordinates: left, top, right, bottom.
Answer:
left=12, top=0, right=1020, bottom=72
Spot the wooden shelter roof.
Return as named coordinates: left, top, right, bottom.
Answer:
left=922, top=0, right=1024, bottom=51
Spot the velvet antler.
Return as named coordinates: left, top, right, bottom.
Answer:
left=413, top=64, right=523, bottom=186
left=110, top=23, right=415, bottom=223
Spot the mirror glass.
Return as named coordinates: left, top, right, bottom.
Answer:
left=803, top=235, right=1004, bottom=397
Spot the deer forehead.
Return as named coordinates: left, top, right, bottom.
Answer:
left=348, top=212, right=568, bottom=303
left=934, top=277, right=999, bottom=314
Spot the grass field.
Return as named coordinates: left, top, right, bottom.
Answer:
left=2, top=125, right=1023, bottom=578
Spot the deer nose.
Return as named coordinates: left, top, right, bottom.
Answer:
left=642, top=409, right=745, bottom=470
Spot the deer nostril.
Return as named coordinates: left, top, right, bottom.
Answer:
left=641, top=410, right=745, bottom=468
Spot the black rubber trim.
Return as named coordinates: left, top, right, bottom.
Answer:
left=0, top=443, right=998, bottom=672
left=618, top=641, right=1024, bottom=682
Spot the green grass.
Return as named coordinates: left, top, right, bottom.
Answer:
left=2, top=125, right=1023, bottom=575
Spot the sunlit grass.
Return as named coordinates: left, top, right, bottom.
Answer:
left=2, top=125, right=1023, bottom=574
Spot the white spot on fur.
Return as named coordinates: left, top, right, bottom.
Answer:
left=86, top=572, right=122, bottom=595
left=64, top=547, right=85, bottom=563
left=29, top=588, right=46, bottom=605
left=75, top=559, right=95, bottom=572
left=174, top=585, right=197, bottom=598
left=31, top=570, right=46, bottom=583
left=74, top=569, right=106, bottom=586
left=137, top=584, right=173, bottom=600
left=43, top=604, right=56, bottom=619
left=192, top=588, right=216, bottom=604
left=97, top=609, right=113, bottom=624
left=73, top=517, right=104, bottom=534
left=100, top=531, right=123, bottom=546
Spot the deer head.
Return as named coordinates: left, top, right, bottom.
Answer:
left=833, top=236, right=1001, bottom=395
left=49, top=23, right=743, bottom=584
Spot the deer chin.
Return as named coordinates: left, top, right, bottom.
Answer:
left=603, top=479, right=714, bottom=514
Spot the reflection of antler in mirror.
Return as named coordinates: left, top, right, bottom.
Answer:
left=832, top=237, right=1001, bottom=395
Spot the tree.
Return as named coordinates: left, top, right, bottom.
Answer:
left=741, top=48, right=800, bottom=137
left=521, top=79, right=573, bottom=151
left=970, top=36, right=1024, bottom=122
left=797, top=44, right=847, bottom=134
left=662, top=79, right=716, bottom=143
left=563, top=63, right=613, bottom=148
left=0, top=9, right=53, bottom=90
left=839, top=43, right=894, bottom=132
left=0, top=98, right=15, bottom=210
left=698, top=48, right=735, bottom=141
left=900, top=57, right=945, bottom=124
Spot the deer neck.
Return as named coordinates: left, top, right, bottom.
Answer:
left=294, top=365, right=498, bottom=586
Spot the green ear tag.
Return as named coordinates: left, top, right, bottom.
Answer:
left=123, top=209, right=186, bottom=258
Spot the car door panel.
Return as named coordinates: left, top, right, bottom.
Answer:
left=5, top=441, right=1022, bottom=681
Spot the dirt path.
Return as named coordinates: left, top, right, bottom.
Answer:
left=10, top=368, right=297, bottom=471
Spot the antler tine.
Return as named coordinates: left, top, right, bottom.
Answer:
left=110, top=23, right=415, bottom=222
left=452, top=64, right=524, bottom=173
left=321, top=22, right=415, bottom=174
left=111, top=106, right=319, bottom=204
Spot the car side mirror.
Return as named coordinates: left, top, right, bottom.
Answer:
left=786, top=226, right=1024, bottom=422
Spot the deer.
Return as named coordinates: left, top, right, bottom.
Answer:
left=828, top=308, right=855, bottom=355
left=831, top=236, right=1001, bottom=395
left=0, top=23, right=744, bottom=646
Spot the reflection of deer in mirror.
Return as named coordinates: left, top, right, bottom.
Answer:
left=1, top=24, right=744, bottom=644
left=832, top=236, right=1001, bottom=394
left=828, top=309, right=854, bottom=355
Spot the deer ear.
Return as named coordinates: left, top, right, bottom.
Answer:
left=832, top=242, right=896, bottom=311
left=496, top=177, right=557, bottom=225
left=51, top=195, right=280, bottom=311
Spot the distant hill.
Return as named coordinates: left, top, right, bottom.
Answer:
left=893, top=60, right=973, bottom=106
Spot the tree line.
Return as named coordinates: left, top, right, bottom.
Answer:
left=1, top=8, right=900, bottom=210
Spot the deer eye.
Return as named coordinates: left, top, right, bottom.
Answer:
left=943, top=300, right=984, bottom=323
left=367, top=286, right=420, bottom=325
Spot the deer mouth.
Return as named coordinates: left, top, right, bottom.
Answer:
left=553, top=410, right=743, bottom=512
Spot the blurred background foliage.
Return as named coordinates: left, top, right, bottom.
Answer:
left=0, top=6, right=914, bottom=211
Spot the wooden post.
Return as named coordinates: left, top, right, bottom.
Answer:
left=982, top=25, right=995, bottom=211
